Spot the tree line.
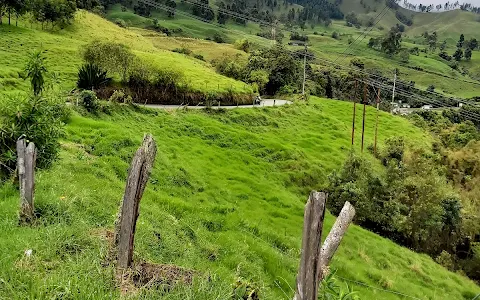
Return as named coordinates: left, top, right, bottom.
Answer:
left=0, top=0, right=79, bottom=28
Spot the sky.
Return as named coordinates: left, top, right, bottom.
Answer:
left=402, top=0, right=480, bottom=6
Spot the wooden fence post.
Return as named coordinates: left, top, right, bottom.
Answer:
left=318, top=201, right=355, bottom=281
left=294, top=192, right=326, bottom=300
left=116, top=134, right=157, bottom=269
left=294, top=193, right=356, bottom=300
left=17, top=139, right=36, bottom=223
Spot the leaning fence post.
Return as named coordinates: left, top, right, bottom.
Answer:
left=318, top=201, right=355, bottom=281
left=294, top=191, right=326, bottom=300
left=294, top=194, right=356, bottom=300
left=115, top=134, right=157, bottom=269
left=17, top=138, right=36, bottom=223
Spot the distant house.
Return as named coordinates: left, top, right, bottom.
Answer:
left=422, top=105, right=433, bottom=110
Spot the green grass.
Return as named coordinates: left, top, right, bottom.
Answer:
left=1, top=97, right=478, bottom=299
left=0, top=11, right=252, bottom=95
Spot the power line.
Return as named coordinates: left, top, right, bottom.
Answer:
left=141, top=0, right=480, bottom=119
left=333, top=6, right=390, bottom=63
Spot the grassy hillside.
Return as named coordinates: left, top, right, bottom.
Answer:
left=0, top=11, right=252, bottom=96
left=1, top=98, right=479, bottom=299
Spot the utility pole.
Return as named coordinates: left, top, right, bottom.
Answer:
left=351, top=80, right=357, bottom=147
left=374, top=87, right=381, bottom=156
left=302, top=43, right=307, bottom=96
left=361, top=82, right=367, bottom=153
left=391, top=70, right=397, bottom=114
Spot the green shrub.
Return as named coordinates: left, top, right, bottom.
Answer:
left=77, top=90, right=99, bottom=112
left=0, top=96, right=68, bottom=178
left=331, top=31, right=339, bottom=39
left=172, top=47, right=192, bottom=55
left=77, top=63, right=111, bottom=90
left=109, top=90, right=133, bottom=104
left=193, top=54, right=205, bottom=61
left=114, top=18, right=127, bottom=28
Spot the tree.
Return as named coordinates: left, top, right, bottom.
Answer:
left=466, top=38, right=478, bottom=50
left=345, top=12, right=360, bottom=28
left=83, top=41, right=136, bottom=82
left=427, top=85, right=435, bottom=92
left=381, top=26, right=402, bottom=56
left=465, top=47, right=472, bottom=61
left=440, top=40, right=447, bottom=51
left=453, top=48, right=463, bottom=61
left=165, top=0, right=176, bottom=18
left=457, top=34, right=465, bottom=48
left=23, top=50, right=48, bottom=96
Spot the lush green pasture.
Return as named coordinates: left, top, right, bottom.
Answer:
left=0, top=11, right=252, bottom=95
left=1, top=98, right=478, bottom=299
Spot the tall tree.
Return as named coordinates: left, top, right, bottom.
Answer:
left=457, top=34, right=465, bottom=48
left=465, top=47, right=472, bottom=60
left=453, top=48, right=463, bottom=61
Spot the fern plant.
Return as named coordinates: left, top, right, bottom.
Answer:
left=77, top=63, right=111, bottom=90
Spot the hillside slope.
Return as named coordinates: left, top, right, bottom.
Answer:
left=0, top=11, right=252, bottom=95
left=1, top=98, right=478, bottom=299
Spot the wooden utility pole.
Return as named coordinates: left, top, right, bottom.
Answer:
left=294, top=192, right=356, bottom=300
left=391, top=71, right=397, bottom=114
left=361, top=82, right=367, bottom=153
left=116, top=134, right=157, bottom=269
left=17, top=138, right=36, bottom=223
left=302, top=44, right=307, bottom=96
left=351, top=80, right=357, bottom=147
left=374, top=88, right=381, bottom=156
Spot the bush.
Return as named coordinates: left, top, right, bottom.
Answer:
left=235, top=39, right=254, bottom=53
left=212, top=33, right=226, bottom=43
left=331, top=31, right=339, bottom=39
left=193, top=54, right=205, bottom=61
left=172, top=48, right=192, bottom=55
left=83, top=41, right=136, bottom=82
left=0, top=96, right=68, bottom=177
left=77, top=63, right=111, bottom=90
left=109, top=90, right=132, bottom=104
left=439, top=51, right=452, bottom=61
left=78, top=90, right=99, bottom=112
left=114, top=18, right=127, bottom=28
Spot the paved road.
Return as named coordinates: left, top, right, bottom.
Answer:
left=144, top=99, right=291, bottom=110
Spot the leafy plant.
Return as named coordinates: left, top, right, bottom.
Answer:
left=109, top=90, right=132, bottom=104
left=320, top=271, right=359, bottom=300
left=77, top=63, right=111, bottom=90
left=0, top=95, right=68, bottom=178
left=77, top=90, right=99, bottom=113
left=23, top=50, right=48, bottom=96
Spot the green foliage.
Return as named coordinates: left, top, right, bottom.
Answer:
left=76, top=63, right=110, bottom=90
left=83, top=40, right=135, bottom=82
left=108, top=90, right=132, bottom=104
left=30, top=0, right=77, bottom=28
left=114, top=18, right=127, bottom=28
left=398, top=49, right=409, bottom=63
left=0, top=95, right=67, bottom=177
left=328, top=139, right=463, bottom=256
left=23, top=50, right=48, bottom=96
left=193, top=54, right=205, bottom=61
left=465, top=47, right=472, bottom=61
left=172, top=47, right=192, bottom=55
left=331, top=31, right=339, bottom=39
left=381, top=27, right=402, bottom=56
left=320, top=271, right=359, bottom=300
left=345, top=12, right=360, bottom=28
left=453, top=48, right=464, bottom=61
left=234, top=39, right=254, bottom=53
left=77, top=90, right=99, bottom=112
left=232, top=278, right=259, bottom=300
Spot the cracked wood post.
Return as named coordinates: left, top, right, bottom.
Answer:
left=116, top=134, right=157, bottom=269
left=17, top=139, right=36, bottom=223
left=318, top=201, right=356, bottom=281
left=294, top=191, right=326, bottom=300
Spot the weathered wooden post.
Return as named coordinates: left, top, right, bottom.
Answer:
left=17, top=138, right=36, bottom=223
left=294, top=192, right=355, bottom=300
left=115, top=134, right=157, bottom=269
left=318, top=201, right=355, bottom=281
left=294, top=192, right=326, bottom=300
